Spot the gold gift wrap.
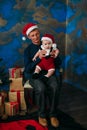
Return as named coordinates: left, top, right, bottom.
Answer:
left=10, top=78, right=24, bottom=91
left=9, top=68, right=22, bottom=78
left=9, top=91, right=26, bottom=110
left=5, top=102, right=19, bottom=116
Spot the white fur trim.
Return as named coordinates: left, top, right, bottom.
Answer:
left=52, top=43, right=57, bottom=50
left=41, top=37, right=52, bottom=43
left=48, top=68, right=55, bottom=71
left=26, top=25, right=38, bottom=36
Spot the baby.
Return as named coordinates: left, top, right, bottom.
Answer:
left=32, top=34, right=59, bottom=81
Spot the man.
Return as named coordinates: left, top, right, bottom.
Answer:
left=22, top=23, right=60, bottom=128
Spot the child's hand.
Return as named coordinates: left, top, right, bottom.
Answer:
left=39, top=50, right=46, bottom=59
left=50, top=49, right=59, bottom=58
left=32, top=57, right=36, bottom=61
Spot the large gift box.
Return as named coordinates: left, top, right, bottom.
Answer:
left=5, top=102, right=19, bottom=116
left=10, top=78, right=24, bottom=91
left=9, top=91, right=26, bottom=110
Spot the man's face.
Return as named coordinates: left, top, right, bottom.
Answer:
left=28, top=29, right=40, bottom=45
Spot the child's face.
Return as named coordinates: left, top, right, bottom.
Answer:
left=42, top=40, right=52, bottom=49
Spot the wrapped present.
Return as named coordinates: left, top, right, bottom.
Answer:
left=0, top=91, right=8, bottom=116
left=5, top=102, right=19, bottom=116
left=9, top=91, right=26, bottom=110
left=9, top=67, right=21, bottom=78
left=0, top=91, right=8, bottom=105
left=10, top=78, right=24, bottom=91
left=0, top=95, right=4, bottom=105
left=0, top=104, right=4, bottom=116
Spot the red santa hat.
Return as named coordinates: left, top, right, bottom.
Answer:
left=41, top=34, right=57, bottom=50
left=41, top=34, right=55, bottom=44
left=22, top=23, right=38, bottom=40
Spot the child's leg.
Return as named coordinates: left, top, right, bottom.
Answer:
left=45, top=69, right=55, bottom=77
left=34, top=66, right=41, bottom=74
left=32, top=66, right=41, bottom=79
left=41, top=69, right=55, bottom=82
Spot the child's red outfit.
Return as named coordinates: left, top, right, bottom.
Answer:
left=37, top=56, right=55, bottom=71
left=36, top=46, right=55, bottom=71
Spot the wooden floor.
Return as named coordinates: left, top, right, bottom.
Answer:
left=58, top=82, right=87, bottom=129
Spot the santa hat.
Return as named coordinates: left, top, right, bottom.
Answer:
left=41, top=34, right=57, bottom=50
left=22, top=23, right=38, bottom=40
left=41, top=34, right=55, bottom=44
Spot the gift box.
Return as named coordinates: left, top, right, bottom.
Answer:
left=0, top=104, right=4, bottom=116
left=9, top=91, right=26, bottom=110
left=0, top=91, right=8, bottom=116
left=0, top=95, right=4, bottom=105
left=5, top=102, right=19, bottom=116
left=10, top=78, right=24, bottom=91
left=0, top=91, right=8, bottom=105
left=9, top=67, right=21, bottom=78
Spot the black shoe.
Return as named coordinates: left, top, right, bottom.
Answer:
left=40, top=76, right=49, bottom=82
left=32, top=73, right=39, bottom=79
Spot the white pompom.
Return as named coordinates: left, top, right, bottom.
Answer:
left=22, top=36, right=26, bottom=41
left=52, top=43, right=57, bottom=50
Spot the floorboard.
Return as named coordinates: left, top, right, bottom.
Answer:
left=58, top=83, right=87, bottom=129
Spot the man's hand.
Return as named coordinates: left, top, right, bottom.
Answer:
left=50, top=50, right=56, bottom=58
left=39, top=50, right=46, bottom=59
left=50, top=49, right=59, bottom=58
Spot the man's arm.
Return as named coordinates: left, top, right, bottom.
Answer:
left=24, top=47, right=40, bottom=73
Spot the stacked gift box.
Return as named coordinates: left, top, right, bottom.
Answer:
left=0, top=91, right=8, bottom=116
left=4, top=67, right=27, bottom=116
left=5, top=101, right=19, bottom=116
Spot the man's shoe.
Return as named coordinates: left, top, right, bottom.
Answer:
left=50, top=117, right=59, bottom=127
left=39, top=117, right=48, bottom=127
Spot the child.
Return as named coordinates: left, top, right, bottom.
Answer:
left=32, top=34, right=59, bottom=81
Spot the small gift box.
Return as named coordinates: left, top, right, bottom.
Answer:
left=0, top=95, right=4, bottom=106
left=0, top=104, right=4, bottom=116
left=0, top=91, right=7, bottom=105
left=5, top=101, right=19, bottom=116
left=9, top=90, right=26, bottom=110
